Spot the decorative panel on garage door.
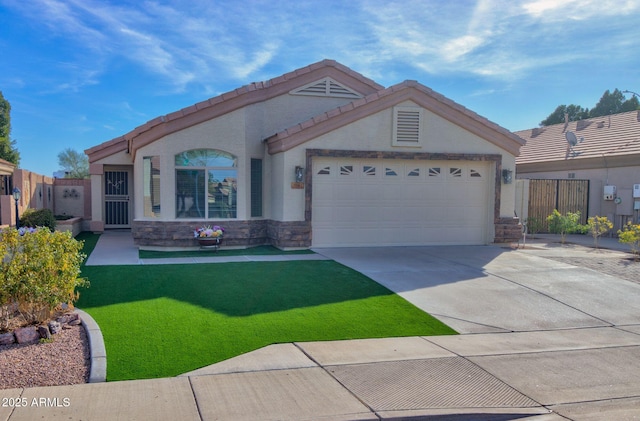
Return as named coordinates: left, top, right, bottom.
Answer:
left=312, top=158, right=491, bottom=247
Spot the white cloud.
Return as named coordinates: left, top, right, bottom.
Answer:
left=4, top=0, right=640, bottom=94
left=359, top=0, right=640, bottom=82
left=522, top=0, right=640, bottom=20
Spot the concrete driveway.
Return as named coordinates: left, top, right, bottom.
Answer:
left=315, top=243, right=640, bottom=333
left=310, top=242, right=640, bottom=417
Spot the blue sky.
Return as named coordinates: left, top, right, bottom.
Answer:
left=1, top=0, right=639, bottom=176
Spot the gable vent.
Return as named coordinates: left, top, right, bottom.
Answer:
left=291, top=77, right=362, bottom=99
left=393, top=107, right=423, bottom=145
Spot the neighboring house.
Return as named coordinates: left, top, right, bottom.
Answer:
left=0, top=157, right=17, bottom=226
left=85, top=60, right=525, bottom=248
left=515, top=110, right=640, bottom=231
left=0, top=157, right=15, bottom=195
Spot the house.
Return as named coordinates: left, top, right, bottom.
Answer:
left=85, top=60, right=525, bottom=248
left=515, top=110, right=640, bottom=231
left=0, top=157, right=17, bottom=226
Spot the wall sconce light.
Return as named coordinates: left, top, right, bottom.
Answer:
left=294, top=166, right=304, bottom=183
left=502, top=169, right=513, bottom=184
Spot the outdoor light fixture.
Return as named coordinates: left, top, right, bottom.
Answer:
left=295, top=166, right=304, bottom=183
left=12, top=187, right=21, bottom=228
left=502, top=169, right=513, bottom=184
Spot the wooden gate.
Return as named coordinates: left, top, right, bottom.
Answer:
left=528, top=179, right=589, bottom=232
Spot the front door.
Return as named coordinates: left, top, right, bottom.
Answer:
left=104, top=169, right=131, bottom=228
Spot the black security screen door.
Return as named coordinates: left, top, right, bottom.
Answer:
left=104, top=170, right=130, bottom=227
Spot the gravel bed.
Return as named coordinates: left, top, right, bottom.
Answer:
left=0, top=325, right=90, bottom=390
left=543, top=255, right=640, bottom=283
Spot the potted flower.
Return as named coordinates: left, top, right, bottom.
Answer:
left=194, top=225, right=225, bottom=248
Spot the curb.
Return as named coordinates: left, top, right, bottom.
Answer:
left=76, top=308, right=107, bottom=383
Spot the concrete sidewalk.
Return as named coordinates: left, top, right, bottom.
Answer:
left=3, top=328, right=640, bottom=420
left=4, top=231, right=639, bottom=420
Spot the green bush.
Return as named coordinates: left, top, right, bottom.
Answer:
left=20, top=208, right=56, bottom=231
left=546, top=209, right=582, bottom=244
left=525, top=217, right=543, bottom=235
left=618, top=222, right=640, bottom=259
left=0, top=228, right=89, bottom=329
left=587, top=216, right=613, bottom=249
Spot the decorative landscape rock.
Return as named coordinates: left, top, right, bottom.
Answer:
left=1, top=312, right=82, bottom=346
left=14, top=327, right=40, bottom=344
left=67, top=318, right=82, bottom=326
left=38, top=325, right=51, bottom=340
left=48, top=321, right=62, bottom=334
left=57, top=313, right=80, bottom=325
left=0, top=332, right=15, bottom=345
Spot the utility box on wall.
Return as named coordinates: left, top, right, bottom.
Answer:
left=634, top=184, right=640, bottom=198
left=604, top=185, right=616, bottom=201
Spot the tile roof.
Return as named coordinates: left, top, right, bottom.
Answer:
left=85, top=59, right=384, bottom=162
left=0, top=157, right=15, bottom=175
left=266, top=80, right=525, bottom=156
left=515, top=110, right=640, bottom=165
left=85, top=59, right=526, bottom=162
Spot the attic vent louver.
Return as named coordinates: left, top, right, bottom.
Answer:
left=393, top=106, right=423, bottom=146
left=290, top=77, right=362, bottom=99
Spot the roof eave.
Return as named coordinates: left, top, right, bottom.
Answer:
left=517, top=153, right=640, bottom=173
left=267, top=81, right=525, bottom=156
left=90, top=59, right=384, bottom=162
left=85, top=136, right=129, bottom=163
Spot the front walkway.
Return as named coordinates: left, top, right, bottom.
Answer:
left=84, top=230, right=329, bottom=266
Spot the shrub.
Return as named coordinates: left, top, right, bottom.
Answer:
left=525, top=217, right=543, bottom=235
left=587, top=216, right=613, bottom=249
left=0, top=228, right=89, bottom=329
left=546, top=209, right=582, bottom=244
left=618, top=222, right=640, bottom=259
left=20, top=208, right=56, bottom=231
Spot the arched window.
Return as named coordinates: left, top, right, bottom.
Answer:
left=175, top=149, right=237, bottom=219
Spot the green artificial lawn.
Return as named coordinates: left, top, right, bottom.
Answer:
left=139, top=245, right=314, bottom=259
left=76, top=232, right=100, bottom=262
left=78, top=236, right=456, bottom=381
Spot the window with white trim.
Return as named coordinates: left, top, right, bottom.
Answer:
left=393, top=106, right=423, bottom=146
left=175, top=149, right=237, bottom=219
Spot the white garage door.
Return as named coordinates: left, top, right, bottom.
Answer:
left=312, top=158, right=492, bottom=247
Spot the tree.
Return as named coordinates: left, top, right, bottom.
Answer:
left=539, top=88, right=640, bottom=126
left=540, top=104, right=589, bottom=126
left=588, top=89, right=639, bottom=118
left=0, top=91, right=20, bottom=165
left=57, top=148, right=89, bottom=178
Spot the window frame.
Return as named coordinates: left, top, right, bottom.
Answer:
left=174, top=149, right=238, bottom=220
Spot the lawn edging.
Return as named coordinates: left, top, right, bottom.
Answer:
left=76, top=308, right=107, bottom=383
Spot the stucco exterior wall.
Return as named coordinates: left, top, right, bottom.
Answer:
left=134, top=108, right=247, bottom=221
left=54, top=179, right=91, bottom=218
left=254, top=94, right=360, bottom=138
left=275, top=101, right=517, bottom=222
left=518, top=164, right=640, bottom=228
